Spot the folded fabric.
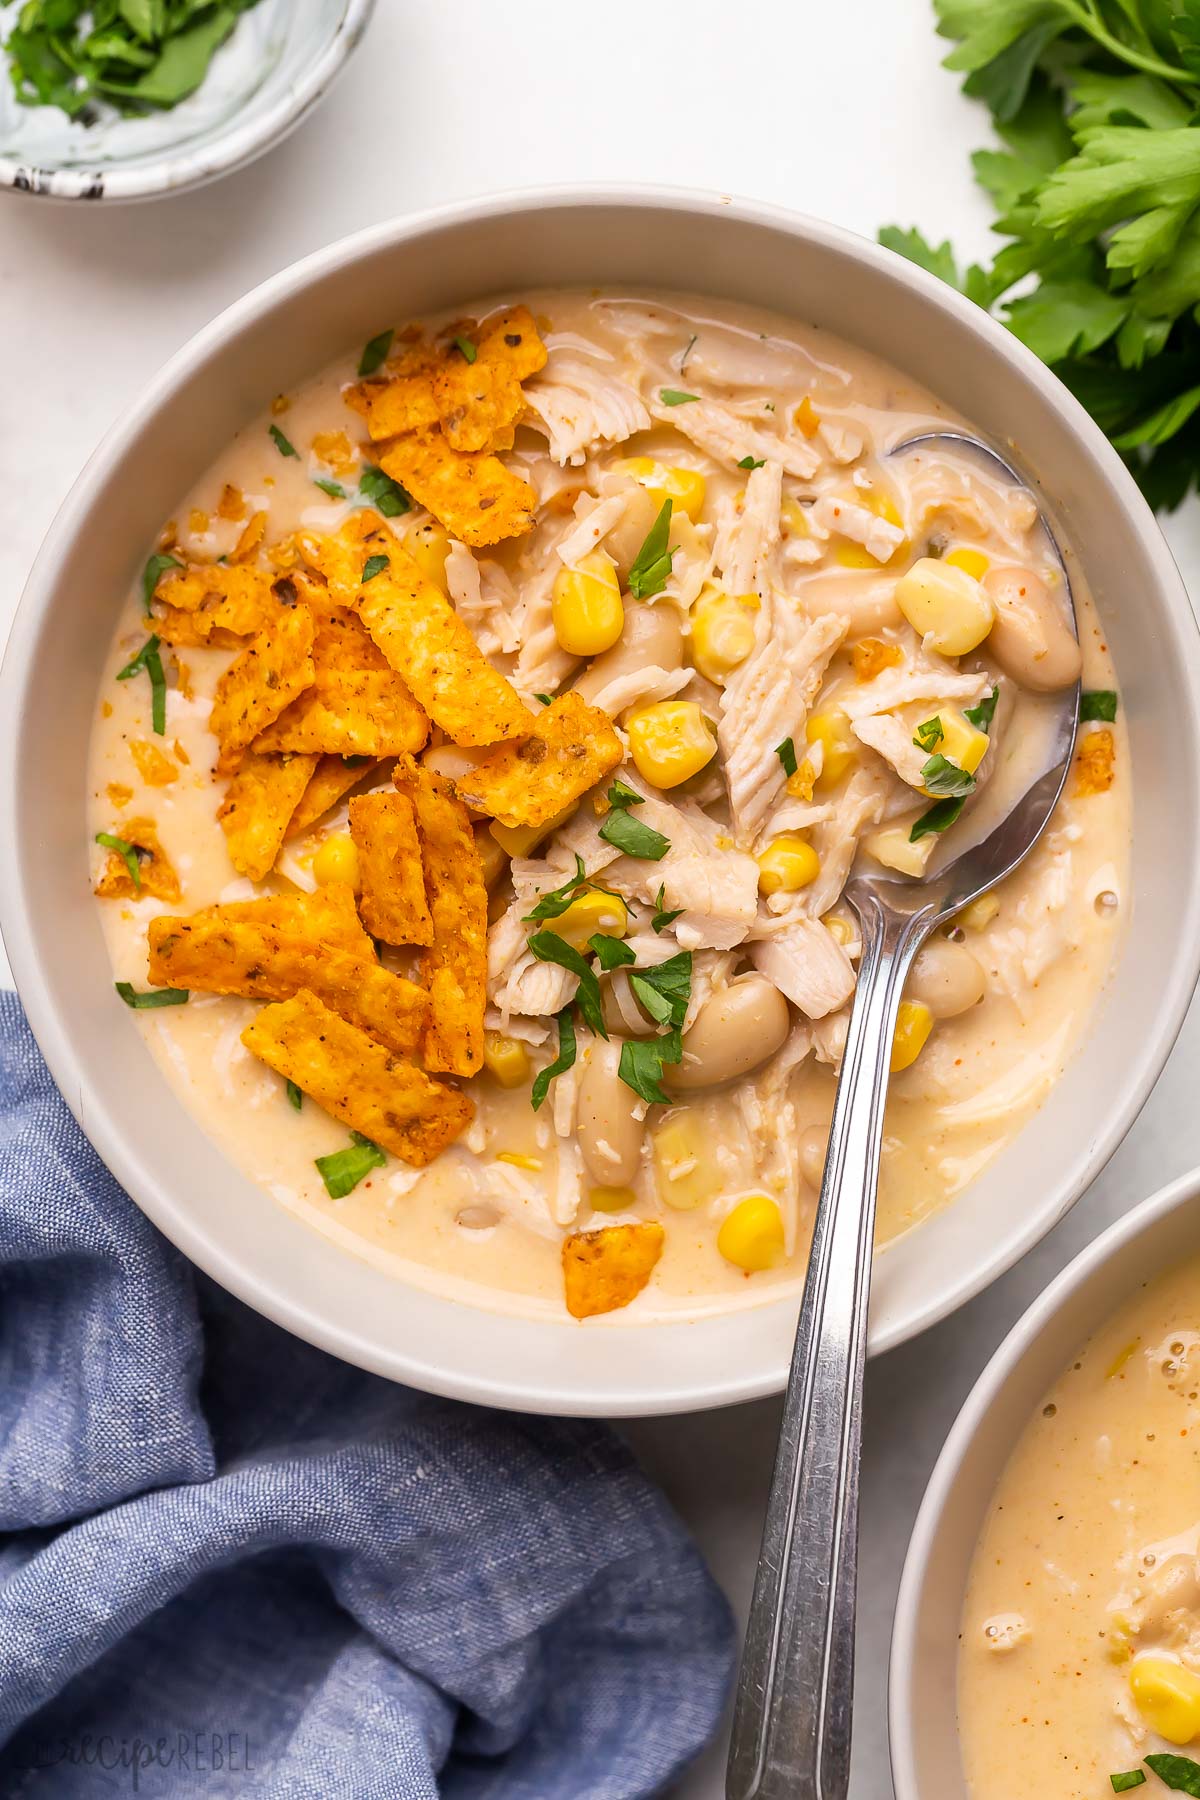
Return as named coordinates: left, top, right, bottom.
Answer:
left=0, top=991, right=735, bottom=1797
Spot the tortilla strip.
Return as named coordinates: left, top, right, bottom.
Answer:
left=151, top=564, right=285, bottom=647
left=395, top=758, right=488, bottom=1076
left=242, top=990, right=471, bottom=1167
left=453, top=691, right=623, bottom=827
left=349, top=791, right=433, bottom=946
left=378, top=433, right=538, bottom=549
left=561, top=1223, right=665, bottom=1320
left=218, top=750, right=318, bottom=880
left=253, top=670, right=429, bottom=758
left=431, top=307, right=548, bottom=453
left=210, top=602, right=316, bottom=774
left=147, top=908, right=428, bottom=1060
left=285, top=755, right=387, bottom=840
left=151, top=884, right=370, bottom=958
left=94, top=815, right=180, bottom=903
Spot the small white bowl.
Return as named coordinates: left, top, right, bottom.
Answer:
left=889, top=1168, right=1200, bottom=1798
left=0, top=0, right=374, bottom=202
left=2, top=188, right=1199, bottom=1415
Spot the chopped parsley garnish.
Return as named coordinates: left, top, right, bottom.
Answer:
left=618, top=1033, right=683, bottom=1105
left=599, top=782, right=670, bottom=860
left=627, top=498, right=675, bottom=601
left=115, top=633, right=167, bottom=735
left=315, top=1131, right=386, bottom=1199
left=314, top=478, right=347, bottom=500
left=680, top=332, right=698, bottom=371
left=775, top=737, right=798, bottom=778
left=115, top=981, right=188, bottom=1009
left=628, top=952, right=692, bottom=1027
left=651, top=883, right=684, bottom=933
left=286, top=1080, right=303, bottom=1111
left=534, top=693, right=553, bottom=706
left=909, top=796, right=967, bottom=842
left=357, top=465, right=411, bottom=518
left=269, top=424, right=299, bottom=459
left=527, top=933, right=607, bottom=1037
left=964, top=686, right=999, bottom=732
left=141, top=552, right=181, bottom=609
left=660, top=388, right=699, bottom=406
left=453, top=334, right=478, bottom=364
left=531, top=1008, right=576, bottom=1111
left=737, top=455, right=766, bottom=469
left=96, top=832, right=142, bottom=889
left=920, top=754, right=977, bottom=799
left=1082, top=689, right=1119, bottom=723
left=913, top=715, right=944, bottom=751
left=358, top=328, right=394, bottom=378
left=617, top=952, right=693, bottom=1103
left=1109, top=1775, right=1146, bottom=1793
left=1145, top=1754, right=1200, bottom=1794
left=524, top=856, right=592, bottom=923
left=361, top=554, right=390, bottom=583
left=590, top=934, right=637, bottom=970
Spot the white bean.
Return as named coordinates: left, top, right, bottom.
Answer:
left=908, top=939, right=986, bottom=1019
left=573, top=602, right=685, bottom=705
left=798, top=1124, right=828, bottom=1191
left=605, top=487, right=662, bottom=583
left=601, top=969, right=659, bottom=1039
left=983, top=566, right=1082, bottom=692
left=576, top=1038, right=646, bottom=1185
left=665, top=975, right=791, bottom=1092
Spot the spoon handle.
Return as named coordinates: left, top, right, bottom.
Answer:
left=726, top=891, right=931, bottom=1800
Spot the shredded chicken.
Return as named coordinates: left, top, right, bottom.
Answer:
left=809, top=495, right=905, bottom=564
left=597, top=778, right=760, bottom=951
left=749, top=917, right=856, bottom=1019
left=524, top=352, right=651, bottom=465
left=713, top=460, right=783, bottom=598
left=445, top=541, right=521, bottom=657
left=649, top=394, right=821, bottom=480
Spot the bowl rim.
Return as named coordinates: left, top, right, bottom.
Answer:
left=887, top=1164, right=1200, bottom=1797
left=0, top=0, right=376, bottom=203
left=3, top=182, right=1200, bottom=1412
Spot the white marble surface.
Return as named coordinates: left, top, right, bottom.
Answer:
left=3, top=4, right=1199, bottom=1795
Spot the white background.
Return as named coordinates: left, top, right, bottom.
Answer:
left=4, top=4, right=1200, bottom=1795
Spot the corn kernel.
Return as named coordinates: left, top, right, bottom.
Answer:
left=806, top=711, right=857, bottom=787
left=589, top=1185, right=636, bottom=1214
left=787, top=760, right=816, bottom=802
left=959, top=892, right=999, bottom=932
left=867, top=824, right=935, bottom=878
left=920, top=707, right=990, bottom=795
left=756, top=834, right=821, bottom=895
left=405, top=521, right=451, bottom=593
left=619, top=456, right=707, bottom=522
left=781, top=497, right=810, bottom=538
left=896, top=557, right=994, bottom=655
left=653, top=1115, right=720, bottom=1211
left=496, top=1151, right=542, bottom=1171
left=794, top=397, right=820, bottom=436
left=891, top=1000, right=934, bottom=1072
left=483, top=1033, right=531, bottom=1089
left=551, top=550, right=623, bottom=658
left=1130, top=1655, right=1200, bottom=1745
left=1106, top=1613, right=1133, bottom=1664
left=946, top=546, right=990, bottom=580
left=475, top=827, right=508, bottom=888
left=545, top=889, right=629, bottom=953
left=690, top=589, right=758, bottom=682
left=823, top=913, right=854, bottom=946
left=491, top=803, right=577, bottom=859
left=312, top=833, right=360, bottom=892
left=717, top=1194, right=787, bottom=1273
left=628, top=701, right=717, bottom=789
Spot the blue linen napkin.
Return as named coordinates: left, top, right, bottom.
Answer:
left=0, top=991, right=735, bottom=1797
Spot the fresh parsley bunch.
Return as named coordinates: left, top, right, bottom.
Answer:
left=4, top=0, right=265, bottom=120
left=882, top=0, right=1200, bottom=509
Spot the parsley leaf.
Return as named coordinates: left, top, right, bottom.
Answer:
left=361, top=554, right=389, bottom=583
left=358, top=466, right=411, bottom=517
left=527, top=932, right=607, bottom=1038
left=1145, top=1754, right=1200, bottom=1795
left=920, top=754, right=977, bottom=799
left=1109, top=1775, right=1146, bottom=1793
left=358, top=328, right=394, bottom=377
left=141, top=552, right=181, bottom=609
left=523, top=856, right=591, bottom=923
left=618, top=1031, right=683, bottom=1105
left=531, top=1008, right=577, bottom=1110
left=775, top=737, right=798, bottom=777
left=115, top=633, right=167, bottom=735
left=96, top=832, right=142, bottom=888
left=737, top=454, right=766, bottom=469
left=286, top=1079, right=303, bottom=1111
left=651, top=884, right=684, bottom=933
left=115, top=981, right=188, bottom=1009
left=315, top=1131, right=386, bottom=1199
left=1081, top=688, right=1119, bottom=722
left=661, top=388, right=699, bottom=406
left=909, top=795, right=967, bottom=842
left=453, top=334, right=478, bottom=363
left=598, top=782, right=670, bottom=860
left=534, top=693, right=553, bottom=705
left=627, top=498, right=675, bottom=601
left=269, top=424, right=298, bottom=459
left=590, top=934, right=637, bottom=970
left=965, top=686, right=999, bottom=732
left=314, top=478, right=347, bottom=500
left=914, top=715, right=945, bottom=751
left=628, top=952, right=692, bottom=1028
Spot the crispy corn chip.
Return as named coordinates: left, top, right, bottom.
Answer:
left=312, top=430, right=357, bottom=476
left=432, top=307, right=549, bottom=453
left=148, top=899, right=429, bottom=1059
left=453, top=692, right=623, bottom=827
left=217, top=483, right=245, bottom=521
left=852, top=638, right=904, bottom=682
left=218, top=750, right=318, bottom=880
left=151, top=564, right=285, bottom=647
left=379, top=433, right=538, bottom=549
left=94, top=815, right=180, bottom=903
left=210, top=602, right=316, bottom=773
left=253, top=671, right=428, bottom=758
left=1075, top=726, right=1116, bottom=796
left=561, top=1222, right=665, bottom=1320
left=242, top=990, right=470, bottom=1166
left=229, top=510, right=267, bottom=564
left=394, top=758, right=488, bottom=1075
left=285, top=755, right=387, bottom=840
left=349, top=791, right=433, bottom=947
left=129, top=739, right=177, bottom=787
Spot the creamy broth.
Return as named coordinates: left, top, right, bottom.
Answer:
left=960, top=1258, right=1200, bottom=1796
left=88, top=289, right=1129, bottom=1320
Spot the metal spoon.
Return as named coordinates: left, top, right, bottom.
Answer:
left=726, top=435, right=1080, bottom=1800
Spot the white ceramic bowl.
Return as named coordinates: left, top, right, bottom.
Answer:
left=2, top=188, right=1199, bottom=1415
left=889, top=1167, right=1200, bottom=1797
left=0, top=0, right=374, bottom=202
